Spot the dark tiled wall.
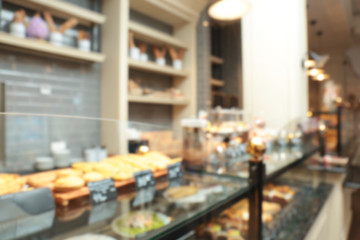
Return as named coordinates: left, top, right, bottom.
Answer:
left=196, top=10, right=242, bottom=110
left=222, top=21, right=242, bottom=107
left=0, top=50, right=101, bottom=171
left=196, top=9, right=211, bottom=111
left=0, top=0, right=101, bottom=171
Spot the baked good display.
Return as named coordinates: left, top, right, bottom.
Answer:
left=196, top=222, right=245, bottom=240
left=0, top=174, right=26, bottom=195
left=78, top=151, right=176, bottom=181
left=263, top=183, right=296, bottom=204
left=0, top=173, right=19, bottom=182
left=164, top=185, right=198, bottom=200
left=196, top=183, right=298, bottom=239
left=56, top=169, right=83, bottom=178
left=0, top=151, right=177, bottom=201
left=71, top=162, right=95, bottom=173
left=65, top=234, right=116, bottom=240
left=27, top=172, right=56, bottom=188
left=54, top=176, right=85, bottom=192
left=83, top=171, right=104, bottom=183
left=111, top=211, right=171, bottom=238
left=220, top=199, right=278, bottom=225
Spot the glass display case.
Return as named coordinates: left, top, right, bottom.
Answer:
left=0, top=113, right=335, bottom=240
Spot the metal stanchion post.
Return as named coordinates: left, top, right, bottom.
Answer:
left=319, top=122, right=326, bottom=157
left=247, top=137, right=266, bottom=240
left=336, top=106, right=342, bottom=156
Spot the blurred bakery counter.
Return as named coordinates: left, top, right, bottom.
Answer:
left=202, top=140, right=320, bottom=180
left=0, top=171, right=250, bottom=240
left=0, top=112, right=353, bottom=240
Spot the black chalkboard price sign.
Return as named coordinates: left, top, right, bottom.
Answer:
left=167, top=162, right=183, bottom=180
left=134, top=169, right=155, bottom=189
left=88, top=179, right=117, bottom=205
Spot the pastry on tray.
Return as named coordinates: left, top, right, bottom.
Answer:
left=0, top=173, right=19, bottom=182
left=27, top=172, right=57, bottom=188
left=83, top=171, right=104, bottom=183
left=164, top=185, right=198, bottom=200
left=72, top=162, right=95, bottom=173
left=197, top=222, right=245, bottom=240
left=263, top=184, right=296, bottom=203
left=54, top=176, right=85, bottom=192
left=111, top=171, right=134, bottom=181
left=262, top=201, right=281, bottom=214
left=56, top=169, right=83, bottom=178
left=0, top=174, right=26, bottom=195
left=5, top=151, right=179, bottom=198
left=221, top=199, right=279, bottom=223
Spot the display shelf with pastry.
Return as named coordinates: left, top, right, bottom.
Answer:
left=6, top=171, right=244, bottom=240
left=0, top=125, right=329, bottom=240
left=195, top=181, right=333, bottom=240
left=0, top=151, right=180, bottom=206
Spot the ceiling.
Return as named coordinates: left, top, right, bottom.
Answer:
left=307, top=0, right=351, bottom=52
left=352, top=0, right=360, bottom=14
left=307, top=0, right=360, bottom=52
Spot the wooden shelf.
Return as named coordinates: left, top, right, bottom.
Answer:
left=128, top=95, right=188, bottom=105
left=130, top=0, right=204, bottom=27
left=4, top=0, right=106, bottom=26
left=211, top=78, right=225, bottom=87
left=128, top=58, right=188, bottom=77
left=129, top=21, right=187, bottom=49
left=0, top=32, right=105, bottom=63
left=211, top=55, right=224, bottom=64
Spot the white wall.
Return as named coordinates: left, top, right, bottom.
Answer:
left=242, top=0, right=308, bottom=129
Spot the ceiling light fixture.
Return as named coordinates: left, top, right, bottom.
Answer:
left=313, top=73, right=329, bottom=81
left=208, top=0, right=251, bottom=21
left=304, top=59, right=316, bottom=68
left=307, top=68, right=323, bottom=77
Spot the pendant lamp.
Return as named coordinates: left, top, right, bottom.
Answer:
left=208, top=0, right=251, bottom=21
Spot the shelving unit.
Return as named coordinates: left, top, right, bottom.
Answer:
left=128, top=95, right=188, bottom=105
left=129, top=0, right=206, bottom=27
left=210, top=55, right=224, bottom=64
left=101, top=0, right=203, bottom=154
left=0, top=32, right=105, bottom=63
left=3, top=0, right=106, bottom=26
left=206, top=22, right=241, bottom=108
left=209, top=29, right=225, bottom=109
left=211, top=78, right=225, bottom=87
left=1, top=0, right=106, bottom=62
left=128, top=58, right=188, bottom=77
left=129, top=21, right=187, bottom=49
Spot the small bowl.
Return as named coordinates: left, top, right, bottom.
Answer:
left=78, top=39, right=91, bottom=52
left=35, top=157, right=54, bottom=171
left=140, top=53, right=148, bottom=61
left=173, top=59, right=182, bottom=69
left=53, top=149, right=71, bottom=168
left=49, top=32, right=63, bottom=46
left=129, top=47, right=140, bottom=60
left=156, top=58, right=166, bottom=66
left=10, top=22, right=26, bottom=38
